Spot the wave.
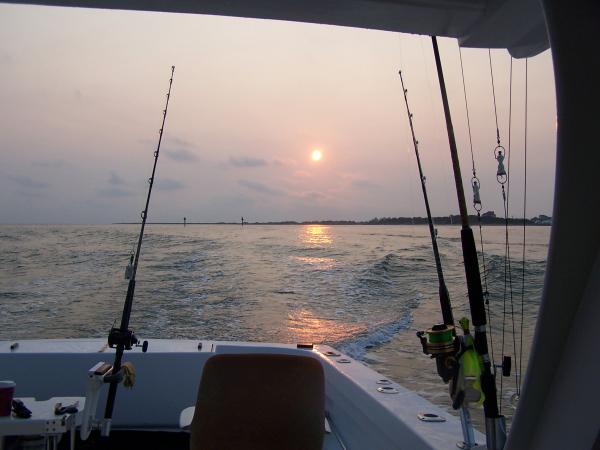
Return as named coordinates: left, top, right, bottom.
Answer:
left=0, top=291, right=45, bottom=300
left=336, top=313, right=413, bottom=361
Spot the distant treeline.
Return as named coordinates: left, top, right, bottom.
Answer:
left=118, top=213, right=551, bottom=226
left=251, top=216, right=548, bottom=226
left=240, top=212, right=551, bottom=226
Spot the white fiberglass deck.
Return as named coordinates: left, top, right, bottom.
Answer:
left=0, top=339, right=484, bottom=449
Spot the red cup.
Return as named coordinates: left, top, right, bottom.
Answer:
left=0, top=381, right=16, bottom=416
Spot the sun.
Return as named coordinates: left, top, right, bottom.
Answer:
left=311, top=149, right=322, bottom=161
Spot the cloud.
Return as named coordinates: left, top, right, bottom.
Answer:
left=302, top=191, right=326, bottom=200
left=351, top=179, right=379, bottom=189
left=209, top=194, right=255, bottom=209
left=98, top=172, right=132, bottom=196
left=15, top=190, right=44, bottom=198
left=229, top=156, right=268, bottom=168
left=139, top=136, right=195, bottom=149
left=291, top=191, right=327, bottom=202
left=98, top=187, right=132, bottom=197
left=167, top=137, right=194, bottom=147
left=31, top=159, right=65, bottom=168
left=0, top=51, right=14, bottom=65
left=109, top=172, right=127, bottom=185
left=273, top=158, right=297, bottom=167
left=238, top=179, right=284, bottom=196
left=164, top=148, right=198, bottom=162
left=155, top=178, right=186, bottom=191
left=293, top=170, right=312, bottom=178
left=7, top=175, right=49, bottom=189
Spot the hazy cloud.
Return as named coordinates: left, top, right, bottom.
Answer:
left=273, top=158, right=297, bottom=167
left=238, top=179, right=284, bottom=196
left=209, top=194, right=255, bottom=209
left=300, top=191, right=326, bottom=200
left=98, top=187, right=132, bottom=197
left=32, top=159, right=65, bottom=168
left=155, top=178, right=186, bottom=191
left=0, top=51, right=14, bottom=65
left=15, top=190, right=44, bottom=198
left=164, top=148, right=198, bottom=162
left=167, top=137, right=194, bottom=148
left=139, top=136, right=195, bottom=149
left=293, top=170, right=312, bottom=178
left=98, top=172, right=132, bottom=196
left=7, top=175, right=49, bottom=189
left=352, top=179, right=379, bottom=189
left=229, top=156, right=268, bottom=168
left=109, top=172, right=127, bottom=185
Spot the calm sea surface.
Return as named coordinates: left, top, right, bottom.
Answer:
left=0, top=224, right=548, bottom=430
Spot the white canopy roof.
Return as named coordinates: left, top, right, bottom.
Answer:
left=2, top=0, right=548, bottom=57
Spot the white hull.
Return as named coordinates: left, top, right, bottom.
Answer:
left=1, top=338, right=483, bottom=449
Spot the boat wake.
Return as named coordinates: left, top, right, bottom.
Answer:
left=336, top=311, right=414, bottom=362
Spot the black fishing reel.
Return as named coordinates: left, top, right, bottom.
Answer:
left=416, top=323, right=459, bottom=383
left=108, top=328, right=148, bottom=352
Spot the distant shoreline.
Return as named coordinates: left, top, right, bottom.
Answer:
left=114, top=215, right=551, bottom=226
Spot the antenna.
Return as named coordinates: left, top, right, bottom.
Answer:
left=102, top=66, right=176, bottom=433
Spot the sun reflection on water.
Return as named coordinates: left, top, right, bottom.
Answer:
left=293, top=256, right=336, bottom=270
left=287, top=309, right=365, bottom=344
left=301, top=225, right=332, bottom=246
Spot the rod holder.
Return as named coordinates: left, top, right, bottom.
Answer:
left=485, top=416, right=507, bottom=450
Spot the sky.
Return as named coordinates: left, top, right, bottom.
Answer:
left=0, top=4, right=557, bottom=224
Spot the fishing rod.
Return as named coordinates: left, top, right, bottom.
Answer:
left=103, top=66, right=176, bottom=433
left=430, top=37, right=504, bottom=449
left=399, top=70, right=471, bottom=444
left=398, top=70, right=453, bottom=327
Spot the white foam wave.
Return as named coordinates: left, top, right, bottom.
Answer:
left=337, top=313, right=412, bottom=361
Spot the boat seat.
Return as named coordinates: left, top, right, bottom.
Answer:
left=186, top=353, right=325, bottom=450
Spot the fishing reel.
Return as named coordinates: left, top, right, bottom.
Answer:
left=108, top=328, right=148, bottom=352
left=416, top=323, right=459, bottom=382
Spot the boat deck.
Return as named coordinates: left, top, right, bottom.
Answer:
left=1, top=339, right=483, bottom=449
left=4, top=429, right=345, bottom=450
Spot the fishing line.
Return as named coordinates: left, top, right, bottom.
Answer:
left=489, top=51, right=518, bottom=413
left=398, top=68, right=454, bottom=326
left=399, top=36, right=418, bottom=235
left=518, top=59, right=529, bottom=397
left=458, top=45, right=495, bottom=366
left=488, top=50, right=501, bottom=146
left=431, top=37, right=502, bottom=437
left=458, top=48, right=476, bottom=175
left=505, top=57, right=519, bottom=401
left=103, top=66, right=176, bottom=428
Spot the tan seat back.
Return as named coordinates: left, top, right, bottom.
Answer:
left=190, top=353, right=325, bottom=450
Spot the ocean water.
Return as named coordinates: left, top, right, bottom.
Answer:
left=0, top=223, right=548, bottom=430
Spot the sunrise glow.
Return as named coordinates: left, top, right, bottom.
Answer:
left=311, top=149, right=322, bottom=161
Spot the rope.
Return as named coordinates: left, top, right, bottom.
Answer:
left=518, top=59, right=529, bottom=397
